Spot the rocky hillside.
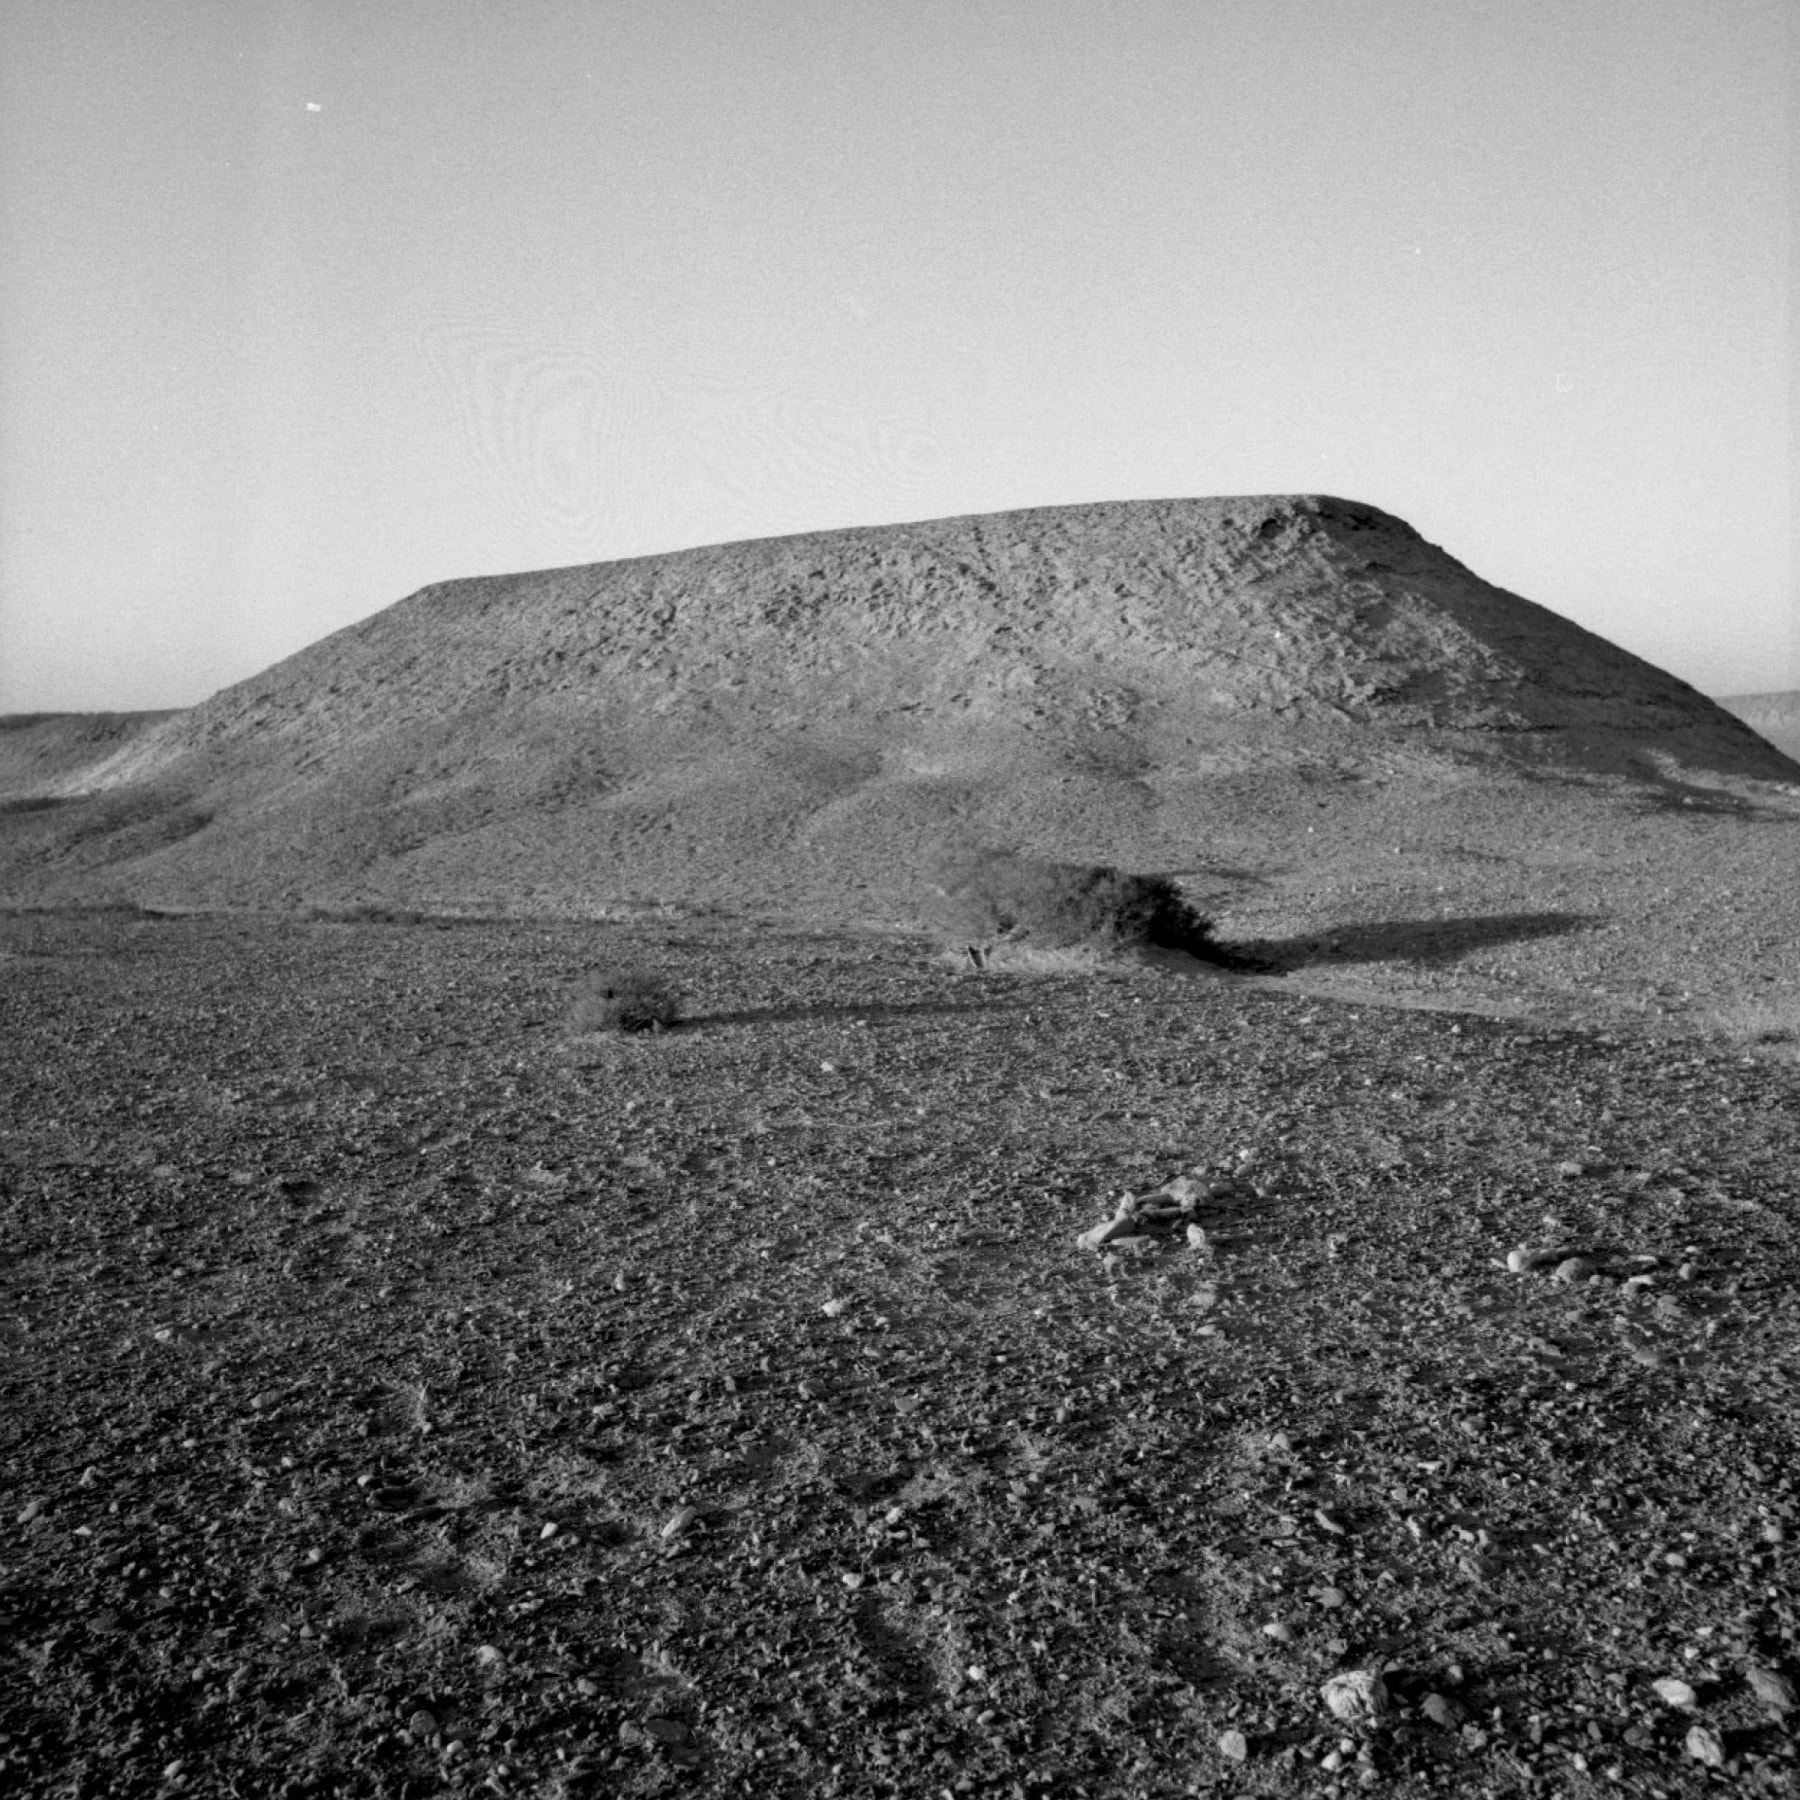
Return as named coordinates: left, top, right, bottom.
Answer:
left=2, top=496, right=1793, bottom=916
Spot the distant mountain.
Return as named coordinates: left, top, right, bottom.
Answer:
left=1719, top=690, right=1800, bottom=765
left=3, top=495, right=1794, bottom=916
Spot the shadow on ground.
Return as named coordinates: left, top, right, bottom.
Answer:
left=684, top=997, right=1033, bottom=1031
left=1242, top=911, right=1603, bottom=972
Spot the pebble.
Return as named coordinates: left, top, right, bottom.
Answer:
left=1185, top=1223, right=1210, bottom=1250
left=1321, top=1669, right=1390, bottom=1726
left=1552, top=1257, right=1596, bottom=1283
left=406, top=1709, right=438, bottom=1737
left=16, top=1499, right=44, bottom=1526
left=1261, top=1621, right=1295, bottom=1644
left=1684, top=1723, right=1726, bottom=1767
left=1652, top=1677, right=1698, bottom=1709
left=659, top=1506, right=698, bottom=1540
left=1101, top=1236, right=1153, bottom=1258
left=1315, top=1586, right=1347, bottom=1609
left=1077, top=1216, right=1140, bottom=1252
left=1745, top=1666, right=1795, bottom=1712
left=1217, top=1728, right=1248, bottom=1762
left=1506, top=1247, right=1564, bottom=1274
left=1314, top=1508, right=1349, bottom=1536
left=1420, top=1692, right=1463, bottom=1727
left=821, top=1298, right=849, bottom=1317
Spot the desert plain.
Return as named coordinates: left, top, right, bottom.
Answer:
left=3, top=495, right=1799, bottom=1798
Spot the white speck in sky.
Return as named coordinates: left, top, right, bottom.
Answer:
left=305, top=102, right=322, bottom=113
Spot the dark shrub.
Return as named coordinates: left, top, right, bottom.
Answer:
left=932, top=843, right=1250, bottom=967
left=566, top=965, right=683, bottom=1034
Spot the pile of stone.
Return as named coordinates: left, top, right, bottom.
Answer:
left=1076, top=1162, right=1264, bottom=1254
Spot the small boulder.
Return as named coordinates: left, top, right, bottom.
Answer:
left=1320, top=1669, right=1390, bottom=1727
left=1745, top=1666, right=1795, bottom=1713
left=1077, top=1215, right=1140, bottom=1251
left=1420, top=1692, right=1464, bottom=1727
left=1684, top=1723, right=1726, bottom=1768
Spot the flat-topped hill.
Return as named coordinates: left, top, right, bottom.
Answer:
left=2, top=495, right=1794, bottom=930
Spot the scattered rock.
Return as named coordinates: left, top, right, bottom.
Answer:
left=1552, top=1257, right=1596, bottom=1283
left=1506, top=1247, right=1565, bottom=1274
left=1262, top=1621, right=1295, bottom=1644
left=1745, top=1666, right=1795, bottom=1712
left=1684, top=1723, right=1726, bottom=1767
left=1077, top=1215, right=1140, bottom=1252
left=1420, top=1692, right=1463, bottom=1727
left=659, top=1506, right=698, bottom=1540
left=1314, top=1507, right=1349, bottom=1536
left=1652, top=1677, right=1698, bottom=1709
left=1321, top=1669, right=1390, bottom=1727
left=1217, top=1728, right=1249, bottom=1762
left=1100, top=1235, right=1153, bottom=1258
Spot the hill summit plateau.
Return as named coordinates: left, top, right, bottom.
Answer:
left=1, top=494, right=1793, bottom=920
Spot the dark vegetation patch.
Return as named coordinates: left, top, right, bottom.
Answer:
left=930, top=842, right=1260, bottom=967
left=565, top=962, right=684, bottom=1033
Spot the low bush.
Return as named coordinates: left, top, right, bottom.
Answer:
left=932, top=843, right=1249, bottom=967
left=566, top=965, right=683, bottom=1034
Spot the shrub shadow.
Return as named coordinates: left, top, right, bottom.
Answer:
left=1242, top=911, right=1603, bottom=972
left=688, top=998, right=1031, bottom=1030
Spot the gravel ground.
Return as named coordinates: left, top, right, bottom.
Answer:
left=2, top=911, right=1797, bottom=1798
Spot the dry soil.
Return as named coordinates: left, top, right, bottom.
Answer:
left=3, top=908, right=1798, bottom=1799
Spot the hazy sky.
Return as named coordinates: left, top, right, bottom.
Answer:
left=2, top=0, right=1793, bottom=713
